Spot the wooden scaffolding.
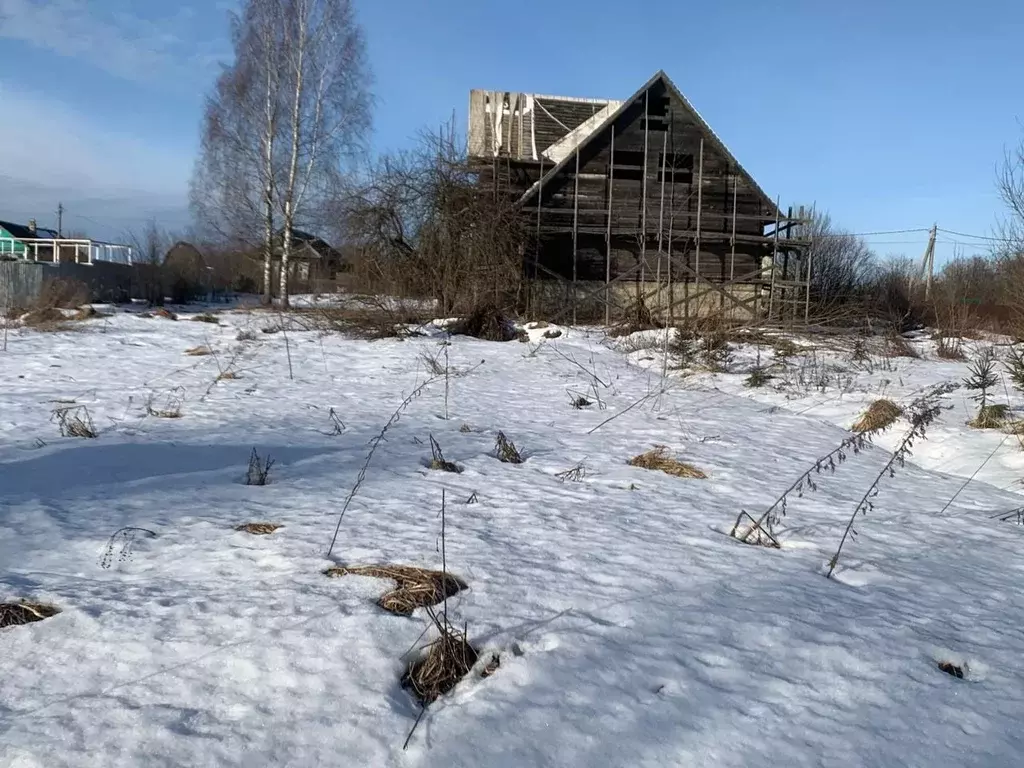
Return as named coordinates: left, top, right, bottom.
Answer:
left=468, top=70, right=812, bottom=326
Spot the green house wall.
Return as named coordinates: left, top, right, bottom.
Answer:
left=0, top=225, right=27, bottom=257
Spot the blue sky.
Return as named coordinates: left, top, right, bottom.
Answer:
left=1, top=0, right=1022, bottom=263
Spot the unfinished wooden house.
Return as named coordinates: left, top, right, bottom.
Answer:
left=467, top=70, right=810, bottom=324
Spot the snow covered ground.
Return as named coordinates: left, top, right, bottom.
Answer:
left=2, top=308, right=1024, bottom=767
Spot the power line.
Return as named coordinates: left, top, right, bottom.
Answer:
left=937, top=227, right=1011, bottom=242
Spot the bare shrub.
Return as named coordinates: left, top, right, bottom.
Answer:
left=245, top=447, right=275, bottom=485
left=450, top=304, right=521, bottom=342
left=936, top=333, right=965, bottom=360
left=628, top=446, right=706, bottom=478
left=344, top=120, right=525, bottom=315
left=886, top=333, right=920, bottom=359
left=37, top=277, right=89, bottom=310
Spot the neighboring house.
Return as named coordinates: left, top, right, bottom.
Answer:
left=0, top=217, right=133, bottom=264
left=271, top=229, right=347, bottom=287
left=0, top=219, right=58, bottom=259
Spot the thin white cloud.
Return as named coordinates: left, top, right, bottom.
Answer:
left=0, top=83, right=191, bottom=236
left=0, top=0, right=225, bottom=84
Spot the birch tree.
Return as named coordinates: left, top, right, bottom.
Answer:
left=276, top=0, right=371, bottom=307
left=191, top=0, right=284, bottom=304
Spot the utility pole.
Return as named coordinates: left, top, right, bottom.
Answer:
left=57, top=202, right=64, bottom=238
left=921, top=223, right=937, bottom=300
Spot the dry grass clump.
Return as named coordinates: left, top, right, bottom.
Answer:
left=184, top=345, right=213, bottom=356
left=325, top=565, right=467, bottom=616
left=628, top=446, right=707, bottom=479
left=0, top=601, right=60, bottom=629
left=449, top=304, right=521, bottom=342
left=51, top=405, right=97, bottom=438
left=403, top=616, right=479, bottom=706
left=429, top=435, right=462, bottom=473
left=851, top=399, right=902, bottom=433
left=21, top=307, right=69, bottom=328
left=970, top=403, right=1010, bottom=429
left=235, top=522, right=282, bottom=535
left=494, top=431, right=523, bottom=464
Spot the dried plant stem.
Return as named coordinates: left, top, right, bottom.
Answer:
left=731, top=431, right=871, bottom=542
left=327, top=374, right=441, bottom=557
left=827, top=402, right=942, bottom=577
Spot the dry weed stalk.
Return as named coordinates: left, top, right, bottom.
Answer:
left=327, top=374, right=442, bottom=557
left=51, top=405, right=97, bottom=438
left=628, top=446, right=706, bottom=479
left=555, top=461, right=588, bottom=482
left=99, top=526, right=157, bottom=569
left=851, top=399, right=902, bottom=433
left=827, top=398, right=944, bottom=577
left=429, top=434, right=462, bottom=473
left=146, top=388, right=184, bottom=419
left=0, top=601, right=60, bottom=629
left=494, top=431, right=523, bottom=464
left=730, top=431, right=873, bottom=545
left=245, top=448, right=275, bottom=486
left=321, top=407, right=346, bottom=436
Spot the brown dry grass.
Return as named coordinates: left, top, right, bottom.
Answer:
left=184, top=345, right=213, bottom=356
left=236, top=523, right=282, bottom=535
left=0, top=601, right=60, bottom=629
left=851, top=399, right=902, bottom=433
left=970, top=404, right=1010, bottom=429
left=403, top=621, right=479, bottom=705
left=628, top=446, right=707, bottom=478
left=324, top=565, right=466, bottom=616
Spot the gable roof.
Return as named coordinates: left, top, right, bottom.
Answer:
left=0, top=219, right=58, bottom=240
left=516, top=70, right=779, bottom=218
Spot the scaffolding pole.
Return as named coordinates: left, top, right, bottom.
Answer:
left=572, top=147, right=580, bottom=325
left=693, top=137, right=704, bottom=319
left=605, top=125, right=615, bottom=326
left=639, top=90, right=649, bottom=303
left=534, top=156, right=543, bottom=317
left=767, top=197, right=781, bottom=321
left=655, top=124, right=668, bottom=316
